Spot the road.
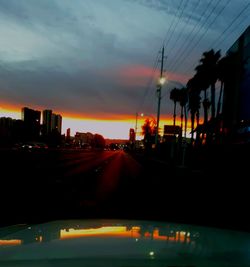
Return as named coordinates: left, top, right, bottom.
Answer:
left=0, top=148, right=249, bottom=231
left=0, top=149, right=145, bottom=224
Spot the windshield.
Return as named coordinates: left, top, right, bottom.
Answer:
left=0, top=0, right=250, bottom=265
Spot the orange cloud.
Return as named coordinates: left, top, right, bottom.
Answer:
left=166, top=70, right=190, bottom=85
left=117, top=64, right=159, bottom=87
left=116, top=64, right=189, bottom=87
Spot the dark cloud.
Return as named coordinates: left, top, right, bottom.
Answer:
left=0, top=0, right=249, bottom=119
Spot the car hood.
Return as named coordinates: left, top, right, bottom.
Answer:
left=0, top=219, right=250, bottom=267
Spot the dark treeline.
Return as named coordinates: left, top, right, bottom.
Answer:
left=169, top=48, right=244, bottom=146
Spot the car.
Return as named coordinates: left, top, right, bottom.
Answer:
left=1, top=219, right=250, bottom=267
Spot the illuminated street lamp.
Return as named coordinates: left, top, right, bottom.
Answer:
left=135, top=112, right=138, bottom=141
left=158, top=77, right=166, bottom=86
left=155, top=75, right=166, bottom=146
left=140, top=113, right=155, bottom=121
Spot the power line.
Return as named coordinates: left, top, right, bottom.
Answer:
left=139, top=1, right=185, bottom=120
left=162, top=0, right=185, bottom=49
left=180, top=0, right=232, bottom=74
left=163, top=0, right=189, bottom=51
left=166, top=0, right=215, bottom=71
left=137, top=51, right=160, bottom=113
left=165, top=0, right=202, bottom=67
left=171, top=0, right=223, bottom=73
left=183, top=0, right=249, bottom=75
left=167, top=0, right=215, bottom=72
left=212, top=2, right=250, bottom=50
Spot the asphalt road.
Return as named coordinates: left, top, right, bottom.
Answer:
left=0, top=148, right=249, bottom=231
left=0, top=149, right=144, bottom=225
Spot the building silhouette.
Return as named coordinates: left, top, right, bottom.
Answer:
left=0, top=117, right=14, bottom=145
left=42, top=110, right=62, bottom=136
left=222, top=26, right=250, bottom=142
left=43, top=110, right=52, bottom=136
left=66, top=128, right=71, bottom=139
left=52, top=114, right=62, bottom=134
left=0, top=107, right=63, bottom=145
left=74, top=132, right=94, bottom=147
left=21, top=107, right=41, bottom=140
left=0, top=117, right=26, bottom=146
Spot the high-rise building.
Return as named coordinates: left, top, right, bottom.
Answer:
left=42, top=110, right=62, bottom=135
left=43, top=110, right=52, bottom=135
left=22, top=107, right=41, bottom=124
left=223, top=26, right=250, bottom=132
left=52, top=114, right=62, bottom=134
left=21, top=107, right=41, bottom=140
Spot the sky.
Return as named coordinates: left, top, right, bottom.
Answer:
left=0, top=0, right=250, bottom=138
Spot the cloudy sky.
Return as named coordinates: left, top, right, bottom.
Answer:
left=0, top=0, right=250, bottom=137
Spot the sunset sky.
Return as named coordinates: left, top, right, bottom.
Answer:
left=0, top=0, right=250, bottom=138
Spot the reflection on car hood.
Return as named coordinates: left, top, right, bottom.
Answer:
left=0, top=220, right=250, bottom=267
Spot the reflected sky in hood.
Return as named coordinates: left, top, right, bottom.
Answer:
left=1, top=220, right=250, bottom=266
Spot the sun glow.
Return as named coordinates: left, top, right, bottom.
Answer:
left=0, top=106, right=20, bottom=120
left=0, top=105, right=191, bottom=139
left=62, top=117, right=135, bottom=139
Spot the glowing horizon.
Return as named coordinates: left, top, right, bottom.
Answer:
left=0, top=105, right=191, bottom=139
left=0, top=0, right=248, bottom=140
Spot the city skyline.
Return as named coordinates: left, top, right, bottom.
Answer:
left=1, top=1, right=250, bottom=138
left=0, top=106, right=176, bottom=139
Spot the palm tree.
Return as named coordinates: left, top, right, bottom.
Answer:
left=170, top=88, right=179, bottom=126
left=179, top=88, right=188, bottom=138
left=194, top=68, right=210, bottom=124
left=187, top=77, right=201, bottom=141
left=197, top=49, right=221, bottom=120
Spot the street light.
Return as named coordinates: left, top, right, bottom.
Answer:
left=140, top=113, right=155, bottom=121
left=158, top=77, right=166, bottom=86
left=155, top=75, right=166, bottom=146
left=135, top=112, right=138, bottom=141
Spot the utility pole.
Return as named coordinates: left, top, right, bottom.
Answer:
left=155, top=46, right=165, bottom=146
left=135, top=112, right=138, bottom=141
